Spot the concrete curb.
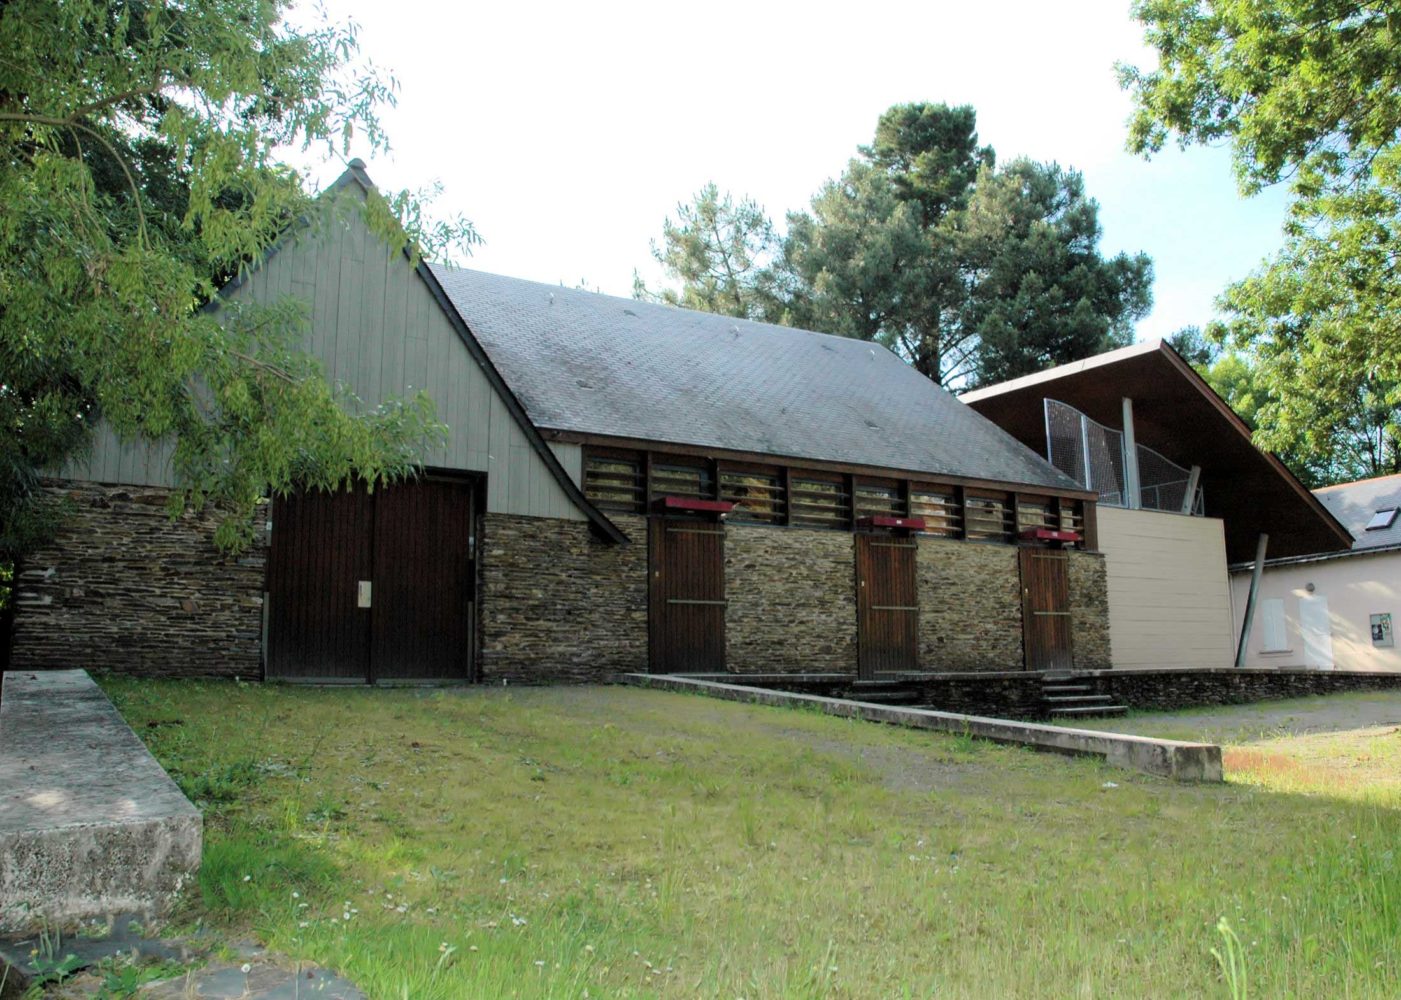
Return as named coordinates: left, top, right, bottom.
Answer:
left=622, top=673, right=1223, bottom=782
left=0, top=670, right=202, bottom=933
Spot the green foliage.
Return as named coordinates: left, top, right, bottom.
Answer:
left=1123, top=0, right=1401, bottom=485
left=641, top=103, right=1152, bottom=387
left=1120, top=0, right=1401, bottom=194
left=962, top=159, right=1152, bottom=384
left=0, top=0, right=474, bottom=560
left=635, top=183, right=784, bottom=321
left=1211, top=161, right=1401, bottom=481
left=1212, top=917, right=1249, bottom=1000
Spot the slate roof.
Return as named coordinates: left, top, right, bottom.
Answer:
left=1314, top=474, right=1401, bottom=551
left=428, top=266, right=1082, bottom=492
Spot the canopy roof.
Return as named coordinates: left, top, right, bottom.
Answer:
left=962, top=340, right=1353, bottom=562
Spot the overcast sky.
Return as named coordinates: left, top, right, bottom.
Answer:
left=299, top=0, right=1291, bottom=341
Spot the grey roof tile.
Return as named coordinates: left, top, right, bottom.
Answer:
left=1314, top=474, right=1401, bottom=549
left=429, top=265, right=1081, bottom=492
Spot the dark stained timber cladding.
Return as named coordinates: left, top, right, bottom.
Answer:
left=266, top=488, right=372, bottom=680
left=371, top=479, right=475, bottom=680
left=856, top=534, right=919, bottom=677
left=1019, top=548, right=1073, bottom=672
left=650, top=517, right=726, bottom=673
left=267, top=478, right=478, bottom=682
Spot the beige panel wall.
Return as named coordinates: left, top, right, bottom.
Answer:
left=1097, top=506, right=1234, bottom=670
left=74, top=186, right=582, bottom=521
left=1230, top=551, right=1401, bottom=672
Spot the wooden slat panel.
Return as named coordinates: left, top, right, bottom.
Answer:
left=266, top=488, right=373, bottom=680
left=856, top=533, right=919, bottom=677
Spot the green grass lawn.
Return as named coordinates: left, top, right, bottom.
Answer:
left=103, top=679, right=1401, bottom=999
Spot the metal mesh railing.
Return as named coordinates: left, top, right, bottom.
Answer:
left=1136, top=443, right=1204, bottom=515
left=1045, top=399, right=1126, bottom=506
left=1043, top=398, right=1202, bottom=514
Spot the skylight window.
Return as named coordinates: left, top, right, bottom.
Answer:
left=1365, top=507, right=1399, bottom=531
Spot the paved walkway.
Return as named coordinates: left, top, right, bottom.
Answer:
left=138, top=958, right=363, bottom=999
left=1083, top=690, right=1401, bottom=744
left=4, top=930, right=363, bottom=999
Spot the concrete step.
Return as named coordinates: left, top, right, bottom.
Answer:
left=1049, top=705, right=1129, bottom=718
left=1043, top=693, right=1115, bottom=704
left=1042, top=683, right=1094, bottom=694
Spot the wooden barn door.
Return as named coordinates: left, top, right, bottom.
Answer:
left=267, top=477, right=477, bottom=682
left=266, top=489, right=374, bottom=682
left=649, top=517, right=726, bottom=673
left=1019, top=548, right=1073, bottom=672
left=371, top=479, right=476, bottom=681
left=855, top=533, right=920, bottom=678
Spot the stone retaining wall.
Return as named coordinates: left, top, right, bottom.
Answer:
left=917, top=538, right=1023, bottom=671
left=744, top=671, right=1048, bottom=718
left=1092, top=668, right=1401, bottom=712
left=13, top=482, right=1115, bottom=683
left=725, top=525, right=857, bottom=673
left=11, top=482, right=264, bottom=679
left=479, top=512, right=648, bottom=683
left=1067, top=551, right=1112, bottom=670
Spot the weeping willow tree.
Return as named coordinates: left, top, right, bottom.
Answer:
left=0, top=0, right=477, bottom=567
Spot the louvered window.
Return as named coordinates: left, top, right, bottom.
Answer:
left=1016, top=499, right=1058, bottom=534
left=651, top=462, right=713, bottom=502
left=853, top=480, right=904, bottom=520
left=583, top=453, right=645, bottom=512
left=789, top=475, right=851, bottom=529
left=719, top=469, right=785, bottom=523
left=910, top=486, right=961, bottom=538
left=964, top=494, right=1013, bottom=542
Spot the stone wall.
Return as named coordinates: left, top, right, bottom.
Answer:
left=1091, top=668, right=1401, bottom=712
left=11, top=481, right=265, bottom=679
left=917, top=538, right=1023, bottom=671
left=479, top=512, right=648, bottom=683
left=1067, top=550, right=1112, bottom=671
left=725, top=524, right=857, bottom=673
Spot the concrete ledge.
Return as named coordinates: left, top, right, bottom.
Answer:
left=623, top=673, right=1223, bottom=782
left=0, top=670, right=201, bottom=933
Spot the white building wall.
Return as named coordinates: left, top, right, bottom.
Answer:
left=1097, top=506, right=1235, bottom=670
left=1230, top=550, right=1401, bottom=671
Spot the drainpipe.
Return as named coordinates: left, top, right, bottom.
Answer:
left=1121, top=397, right=1141, bottom=509
left=1234, top=533, right=1269, bottom=667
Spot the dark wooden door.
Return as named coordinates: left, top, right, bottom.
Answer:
left=1019, top=548, right=1073, bottom=672
left=649, top=517, right=726, bottom=673
left=855, top=533, right=919, bottom=678
left=371, top=479, right=475, bottom=681
left=267, top=478, right=477, bottom=682
left=266, top=488, right=374, bottom=681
